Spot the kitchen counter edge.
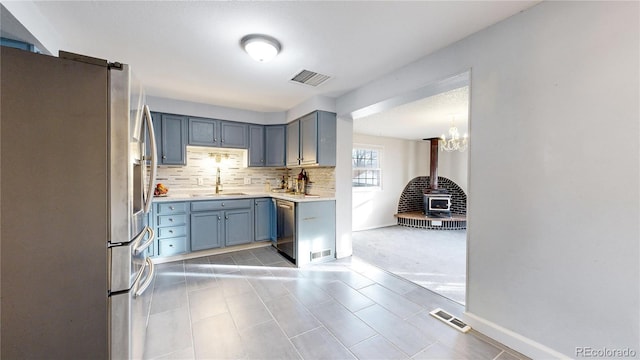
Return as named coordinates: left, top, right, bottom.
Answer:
left=152, top=192, right=335, bottom=203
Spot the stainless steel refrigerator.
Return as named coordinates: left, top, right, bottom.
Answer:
left=1, top=46, right=158, bottom=359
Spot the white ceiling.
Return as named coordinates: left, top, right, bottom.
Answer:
left=354, top=86, right=469, bottom=141
left=25, top=1, right=538, bottom=115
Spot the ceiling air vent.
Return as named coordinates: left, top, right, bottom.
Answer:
left=290, top=69, right=331, bottom=87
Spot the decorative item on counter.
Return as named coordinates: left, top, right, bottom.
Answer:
left=154, top=183, right=168, bottom=197
left=281, top=175, right=286, bottom=189
left=297, top=169, right=308, bottom=194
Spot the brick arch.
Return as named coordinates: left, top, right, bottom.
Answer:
left=397, top=176, right=467, bottom=215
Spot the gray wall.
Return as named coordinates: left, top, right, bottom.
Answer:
left=337, top=2, right=639, bottom=358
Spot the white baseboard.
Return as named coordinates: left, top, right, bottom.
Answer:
left=463, top=311, right=570, bottom=359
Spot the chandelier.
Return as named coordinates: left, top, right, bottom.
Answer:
left=440, top=117, right=468, bottom=152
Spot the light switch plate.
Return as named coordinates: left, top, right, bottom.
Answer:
left=244, top=177, right=251, bottom=185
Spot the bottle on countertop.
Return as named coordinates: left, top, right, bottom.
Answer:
left=281, top=175, right=286, bottom=189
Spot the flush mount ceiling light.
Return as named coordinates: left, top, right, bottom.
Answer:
left=440, top=116, right=468, bottom=152
left=240, top=34, right=281, bottom=62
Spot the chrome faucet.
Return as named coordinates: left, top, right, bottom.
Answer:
left=215, top=167, right=222, bottom=194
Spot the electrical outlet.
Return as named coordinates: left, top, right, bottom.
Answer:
left=244, top=177, right=251, bottom=185
left=197, top=177, right=203, bottom=185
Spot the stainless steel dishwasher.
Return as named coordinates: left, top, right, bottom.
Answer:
left=275, top=199, right=296, bottom=263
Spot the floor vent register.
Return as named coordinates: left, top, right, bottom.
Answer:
left=430, top=308, right=471, bottom=333
left=310, top=249, right=332, bottom=261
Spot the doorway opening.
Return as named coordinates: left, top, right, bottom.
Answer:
left=350, top=72, right=470, bottom=305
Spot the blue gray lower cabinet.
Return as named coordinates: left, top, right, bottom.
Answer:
left=190, top=200, right=254, bottom=250
left=254, top=198, right=272, bottom=241
left=151, top=198, right=271, bottom=258
left=224, top=208, right=253, bottom=246
left=151, top=198, right=333, bottom=262
left=153, top=202, right=189, bottom=257
left=190, top=211, right=223, bottom=251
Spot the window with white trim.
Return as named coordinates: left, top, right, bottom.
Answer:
left=352, top=145, right=382, bottom=190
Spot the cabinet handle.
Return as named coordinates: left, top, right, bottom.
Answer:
left=225, top=215, right=229, bottom=220
left=217, top=215, right=221, bottom=221
left=221, top=202, right=225, bottom=207
left=169, top=244, right=174, bottom=248
left=214, top=138, right=218, bottom=142
left=169, top=230, right=173, bottom=233
left=168, top=218, right=174, bottom=222
left=169, top=206, right=175, bottom=210
left=162, top=155, right=167, bottom=160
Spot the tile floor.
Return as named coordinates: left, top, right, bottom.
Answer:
left=352, top=226, right=466, bottom=305
left=144, top=246, right=527, bottom=360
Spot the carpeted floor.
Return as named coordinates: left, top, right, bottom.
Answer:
left=352, top=225, right=466, bottom=304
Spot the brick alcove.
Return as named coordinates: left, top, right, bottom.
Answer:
left=395, top=176, right=467, bottom=230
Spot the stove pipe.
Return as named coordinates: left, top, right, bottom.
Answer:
left=426, top=138, right=439, bottom=190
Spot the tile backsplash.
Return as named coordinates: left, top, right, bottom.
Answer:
left=153, top=146, right=335, bottom=195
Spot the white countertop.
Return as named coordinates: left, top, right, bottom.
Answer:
left=153, top=190, right=335, bottom=203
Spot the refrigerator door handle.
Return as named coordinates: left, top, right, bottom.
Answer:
left=143, top=105, right=158, bottom=214
left=133, top=226, right=154, bottom=255
left=134, top=257, right=155, bottom=297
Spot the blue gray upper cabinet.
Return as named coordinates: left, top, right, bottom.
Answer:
left=299, top=112, right=318, bottom=166
left=286, top=120, right=300, bottom=167
left=221, top=121, right=248, bottom=148
left=160, top=114, right=187, bottom=165
left=248, top=125, right=265, bottom=167
left=265, top=125, right=286, bottom=167
left=286, top=111, right=336, bottom=167
left=189, top=117, right=220, bottom=147
left=188, top=118, right=248, bottom=149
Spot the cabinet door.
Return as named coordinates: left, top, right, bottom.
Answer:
left=299, top=112, right=318, bottom=165
left=189, top=118, right=220, bottom=147
left=316, top=111, right=337, bottom=166
left=286, top=120, right=300, bottom=167
left=265, top=125, right=286, bottom=167
left=191, top=211, right=223, bottom=251
left=221, top=121, right=248, bottom=148
left=161, top=114, right=187, bottom=165
left=254, top=198, right=271, bottom=241
left=225, top=208, right=253, bottom=246
left=248, top=125, right=265, bottom=167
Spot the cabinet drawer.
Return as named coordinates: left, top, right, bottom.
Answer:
left=157, top=214, right=187, bottom=227
left=156, top=202, right=186, bottom=215
left=158, top=237, right=187, bottom=256
left=157, top=225, right=187, bottom=239
left=191, top=199, right=251, bottom=212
